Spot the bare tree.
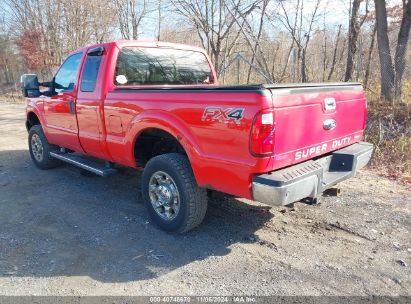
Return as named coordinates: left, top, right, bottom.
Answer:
left=224, top=0, right=273, bottom=81
left=157, top=0, right=162, bottom=41
left=344, top=0, right=369, bottom=81
left=394, top=0, right=411, bottom=97
left=0, top=22, right=21, bottom=85
left=171, top=0, right=257, bottom=73
left=3, top=0, right=114, bottom=78
left=246, top=0, right=269, bottom=83
left=300, top=0, right=321, bottom=82
left=364, top=23, right=377, bottom=88
left=374, top=0, right=410, bottom=101
left=327, top=24, right=342, bottom=81
left=4, top=0, right=64, bottom=75
left=113, top=0, right=148, bottom=40
left=274, top=2, right=300, bottom=81
left=277, top=0, right=321, bottom=82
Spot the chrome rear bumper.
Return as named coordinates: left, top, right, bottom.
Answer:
left=252, top=142, right=374, bottom=206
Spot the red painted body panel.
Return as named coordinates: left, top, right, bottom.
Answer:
left=76, top=43, right=113, bottom=160
left=268, top=88, right=366, bottom=170
left=42, top=51, right=86, bottom=152
left=26, top=40, right=367, bottom=201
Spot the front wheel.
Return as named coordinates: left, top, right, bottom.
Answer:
left=28, top=125, right=61, bottom=169
left=142, top=153, right=207, bottom=233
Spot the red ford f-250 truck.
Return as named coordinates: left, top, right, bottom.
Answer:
left=22, top=40, right=373, bottom=232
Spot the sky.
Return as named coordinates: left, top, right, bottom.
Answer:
left=137, top=0, right=405, bottom=40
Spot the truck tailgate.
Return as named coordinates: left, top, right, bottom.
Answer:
left=269, top=83, right=366, bottom=169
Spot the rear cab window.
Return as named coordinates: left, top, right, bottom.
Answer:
left=81, top=55, right=103, bottom=92
left=114, top=47, right=214, bottom=86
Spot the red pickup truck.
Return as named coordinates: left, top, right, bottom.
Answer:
left=22, top=40, right=373, bottom=232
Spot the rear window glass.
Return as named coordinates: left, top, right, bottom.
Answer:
left=114, top=47, right=213, bottom=85
left=81, top=55, right=102, bottom=92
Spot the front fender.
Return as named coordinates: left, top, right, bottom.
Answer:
left=26, top=99, right=46, bottom=131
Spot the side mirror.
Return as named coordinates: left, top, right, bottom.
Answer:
left=21, top=74, right=40, bottom=97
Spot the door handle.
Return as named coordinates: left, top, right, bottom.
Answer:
left=67, top=100, right=75, bottom=114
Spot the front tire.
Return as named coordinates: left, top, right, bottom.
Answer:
left=142, top=153, right=207, bottom=233
left=28, top=125, right=61, bottom=169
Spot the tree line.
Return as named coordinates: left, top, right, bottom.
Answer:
left=0, top=0, right=410, bottom=102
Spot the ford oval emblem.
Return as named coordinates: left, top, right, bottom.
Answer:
left=323, top=119, right=337, bottom=130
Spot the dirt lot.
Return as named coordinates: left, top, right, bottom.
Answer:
left=0, top=101, right=410, bottom=296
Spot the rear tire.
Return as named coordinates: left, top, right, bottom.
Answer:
left=28, top=125, right=61, bottom=169
left=142, top=153, right=207, bottom=233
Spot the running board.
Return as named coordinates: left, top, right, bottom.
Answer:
left=50, top=151, right=117, bottom=177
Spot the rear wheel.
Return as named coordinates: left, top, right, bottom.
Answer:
left=28, top=125, right=61, bottom=169
left=142, top=153, right=207, bottom=233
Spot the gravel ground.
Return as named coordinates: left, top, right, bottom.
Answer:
left=0, top=102, right=410, bottom=296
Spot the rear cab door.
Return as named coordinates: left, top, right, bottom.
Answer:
left=76, top=44, right=112, bottom=159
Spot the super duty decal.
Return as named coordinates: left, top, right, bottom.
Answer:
left=295, top=136, right=352, bottom=160
left=202, top=107, right=244, bottom=124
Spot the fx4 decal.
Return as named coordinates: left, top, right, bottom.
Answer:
left=202, top=107, right=245, bottom=124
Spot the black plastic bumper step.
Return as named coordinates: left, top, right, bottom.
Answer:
left=50, top=151, right=117, bottom=177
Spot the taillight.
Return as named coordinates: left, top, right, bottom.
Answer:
left=250, top=109, right=275, bottom=156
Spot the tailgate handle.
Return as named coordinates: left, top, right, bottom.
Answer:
left=324, top=97, right=336, bottom=110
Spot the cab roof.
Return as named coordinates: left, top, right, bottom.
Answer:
left=70, top=40, right=207, bottom=56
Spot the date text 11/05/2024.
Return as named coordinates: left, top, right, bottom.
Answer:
left=149, top=296, right=256, bottom=302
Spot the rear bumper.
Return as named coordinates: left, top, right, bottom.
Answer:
left=252, top=142, right=373, bottom=206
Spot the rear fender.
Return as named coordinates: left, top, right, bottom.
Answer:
left=125, top=111, right=204, bottom=180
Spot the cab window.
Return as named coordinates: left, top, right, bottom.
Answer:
left=81, top=55, right=102, bottom=92
left=54, top=53, right=82, bottom=93
left=114, top=47, right=213, bottom=85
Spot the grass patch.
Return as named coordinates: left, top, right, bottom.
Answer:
left=364, top=92, right=411, bottom=183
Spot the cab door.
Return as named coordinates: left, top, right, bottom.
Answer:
left=76, top=46, right=108, bottom=159
left=44, top=52, right=84, bottom=152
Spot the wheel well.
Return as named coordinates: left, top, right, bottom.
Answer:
left=26, top=112, right=40, bottom=131
left=134, top=128, right=186, bottom=167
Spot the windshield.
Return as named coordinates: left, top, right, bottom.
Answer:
left=114, top=47, right=214, bottom=86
